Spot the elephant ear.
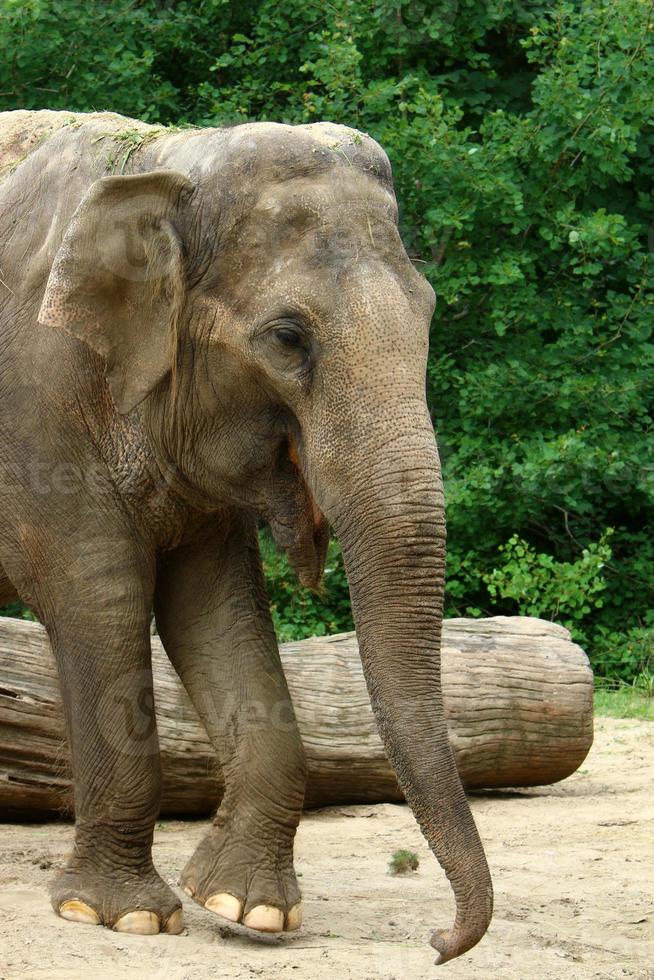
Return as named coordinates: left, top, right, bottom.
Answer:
left=39, top=169, right=194, bottom=415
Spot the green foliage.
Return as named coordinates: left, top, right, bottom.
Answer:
left=484, top=530, right=613, bottom=644
left=0, top=0, right=181, bottom=119
left=592, top=625, right=654, bottom=683
left=594, top=685, right=654, bottom=720
left=0, top=601, right=36, bottom=622
left=388, top=849, right=420, bottom=875
left=259, top=531, right=353, bottom=642
left=1, top=0, right=653, bottom=680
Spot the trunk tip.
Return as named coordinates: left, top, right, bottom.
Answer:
left=430, top=876, right=493, bottom=963
left=430, top=922, right=490, bottom=965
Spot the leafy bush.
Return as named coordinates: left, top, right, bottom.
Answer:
left=484, top=530, right=613, bottom=646
left=592, top=625, right=654, bottom=684
left=388, top=849, right=420, bottom=875
left=1, top=0, right=652, bottom=681
left=0, top=601, right=36, bottom=622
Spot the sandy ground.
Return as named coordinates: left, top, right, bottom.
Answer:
left=0, top=716, right=652, bottom=980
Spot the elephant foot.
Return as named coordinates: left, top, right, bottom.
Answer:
left=51, top=863, right=184, bottom=935
left=180, top=817, right=302, bottom=934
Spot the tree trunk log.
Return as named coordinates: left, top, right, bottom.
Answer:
left=0, top=616, right=593, bottom=818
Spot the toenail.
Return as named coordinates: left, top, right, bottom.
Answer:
left=58, top=900, right=101, bottom=926
left=205, top=893, right=242, bottom=923
left=113, top=910, right=160, bottom=935
left=243, top=905, right=285, bottom=933
left=285, top=903, right=303, bottom=931
left=164, top=908, right=185, bottom=934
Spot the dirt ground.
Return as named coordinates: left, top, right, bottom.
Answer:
left=0, top=716, right=652, bottom=980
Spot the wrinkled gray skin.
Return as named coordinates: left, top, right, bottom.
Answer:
left=0, top=111, right=492, bottom=962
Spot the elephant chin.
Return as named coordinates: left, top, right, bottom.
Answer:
left=264, top=442, right=330, bottom=589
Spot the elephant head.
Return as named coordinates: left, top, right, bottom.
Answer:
left=38, top=121, right=492, bottom=963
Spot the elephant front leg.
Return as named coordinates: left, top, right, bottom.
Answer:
left=40, top=542, right=183, bottom=935
left=155, top=514, right=306, bottom=934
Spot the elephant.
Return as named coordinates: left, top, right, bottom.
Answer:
left=0, top=109, right=492, bottom=963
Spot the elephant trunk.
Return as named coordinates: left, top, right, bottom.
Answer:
left=313, top=426, right=493, bottom=964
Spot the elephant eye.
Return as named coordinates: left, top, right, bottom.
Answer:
left=254, top=317, right=314, bottom=381
left=274, top=326, right=303, bottom=349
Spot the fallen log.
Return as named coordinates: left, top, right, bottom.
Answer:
left=0, top=616, right=593, bottom=818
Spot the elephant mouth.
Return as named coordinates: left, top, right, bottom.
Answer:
left=264, top=440, right=329, bottom=589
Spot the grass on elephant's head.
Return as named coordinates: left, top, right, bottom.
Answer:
left=594, top=679, right=654, bottom=721
left=388, top=849, right=420, bottom=875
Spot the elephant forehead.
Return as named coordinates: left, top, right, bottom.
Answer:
left=221, top=120, right=393, bottom=186
left=253, top=172, right=396, bottom=221
left=229, top=175, right=400, bottom=272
